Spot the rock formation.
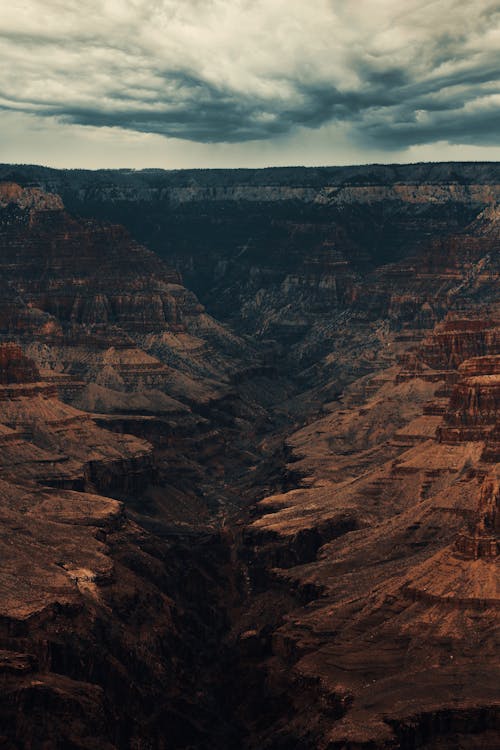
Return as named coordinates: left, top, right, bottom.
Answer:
left=0, top=165, right=498, bottom=749
left=241, top=315, right=499, bottom=749
left=455, top=471, right=499, bottom=559
left=0, top=342, right=40, bottom=384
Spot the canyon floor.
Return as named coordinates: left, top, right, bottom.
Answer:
left=0, top=164, right=498, bottom=750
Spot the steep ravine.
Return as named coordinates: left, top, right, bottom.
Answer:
left=0, top=173, right=498, bottom=749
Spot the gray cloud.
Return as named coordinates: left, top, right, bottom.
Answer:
left=1, top=0, right=500, bottom=151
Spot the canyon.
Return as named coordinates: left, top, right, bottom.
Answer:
left=0, top=164, right=497, bottom=749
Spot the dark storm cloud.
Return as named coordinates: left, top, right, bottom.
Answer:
left=364, top=106, right=500, bottom=149
left=1, top=0, right=500, bottom=149
left=52, top=80, right=385, bottom=142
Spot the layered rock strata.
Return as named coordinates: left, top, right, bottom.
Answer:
left=238, top=310, right=499, bottom=749
left=0, top=169, right=498, bottom=749
left=0, top=339, right=243, bottom=749
left=0, top=182, right=249, bottom=410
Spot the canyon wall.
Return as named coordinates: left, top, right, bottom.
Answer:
left=0, top=166, right=498, bottom=749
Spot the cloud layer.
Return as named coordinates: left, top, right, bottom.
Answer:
left=2, top=0, right=500, bottom=150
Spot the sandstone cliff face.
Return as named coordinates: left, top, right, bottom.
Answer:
left=420, top=319, right=500, bottom=371
left=0, top=342, right=154, bottom=491
left=239, top=313, right=499, bottom=750
left=50, top=180, right=500, bottom=208
left=0, top=340, right=243, bottom=749
left=0, top=180, right=267, bottom=555
left=0, top=342, right=40, bottom=384
left=0, top=183, right=251, bottom=411
left=455, top=471, right=499, bottom=559
left=219, top=199, right=499, bottom=749
left=0, top=181, right=64, bottom=211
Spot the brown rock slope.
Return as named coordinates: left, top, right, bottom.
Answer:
left=233, top=208, right=500, bottom=749
left=0, top=181, right=275, bottom=525
left=0, top=182, right=249, bottom=410
left=241, top=311, right=499, bottom=747
left=0, top=341, right=238, bottom=749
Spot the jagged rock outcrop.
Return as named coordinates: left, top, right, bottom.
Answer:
left=0, top=342, right=241, bottom=749
left=0, top=181, right=64, bottom=211
left=420, top=319, right=500, bottom=371
left=440, top=374, right=500, bottom=439
left=455, top=471, right=499, bottom=559
left=0, top=182, right=248, bottom=403
left=233, top=307, right=500, bottom=748
left=0, top=342, right=40, bottom=384
left=0, top=344, right=155, bottom=493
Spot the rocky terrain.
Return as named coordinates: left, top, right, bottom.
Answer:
left=0, top=165, right=497, bottom=749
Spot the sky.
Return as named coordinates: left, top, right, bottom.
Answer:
left=1, top=0, right=500, bottom=169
